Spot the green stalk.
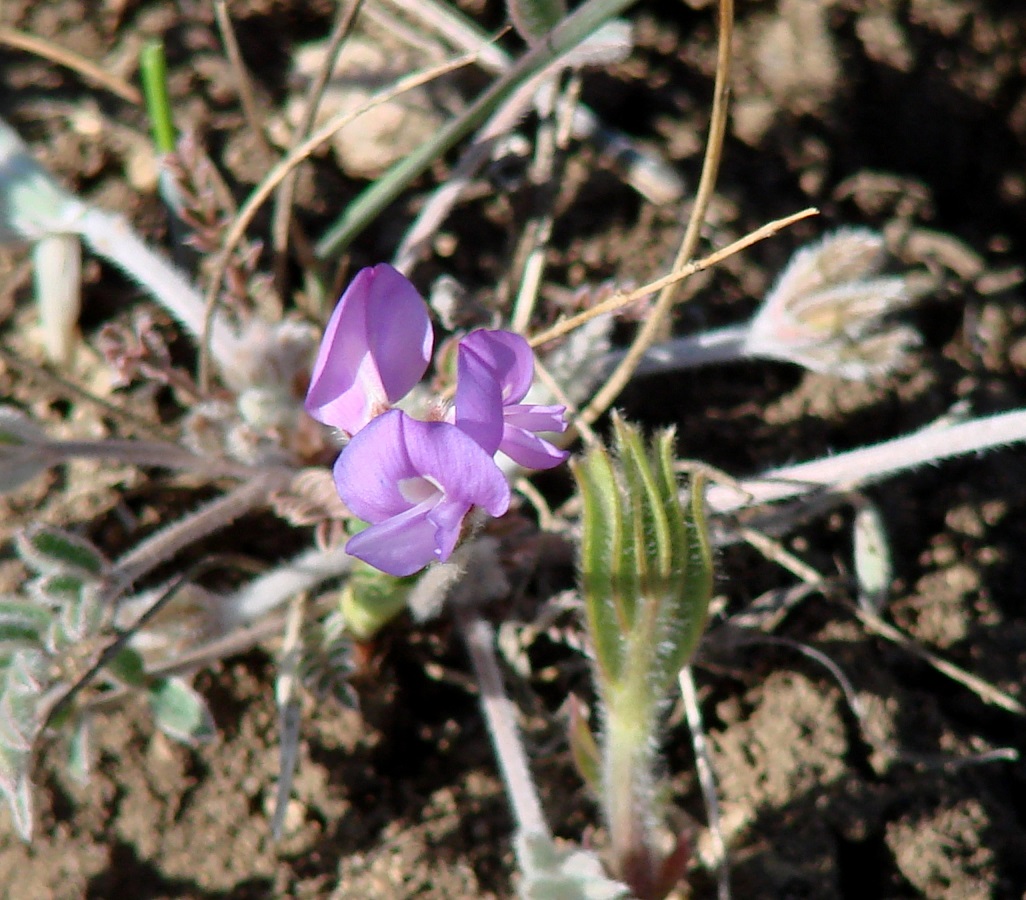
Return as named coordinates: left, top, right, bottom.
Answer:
left=573, top=415, right=713, bottom=898
left=603, top=643, right=663, bottom=896
left=140, top=41, right=176, bottom=154
left=314, top=0, right=638, bottom=258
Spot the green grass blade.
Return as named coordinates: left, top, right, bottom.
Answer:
left=314, top=0, right=638, bottom=259
left=140, top=40, right=176, bottom=154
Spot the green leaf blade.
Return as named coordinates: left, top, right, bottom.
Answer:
left=572, top=445, right=627, bottom=688
left=17, top=526, right=106, bottom=578
left=149, top=678, right=215, bottom=747
left=508, top=0, right=568, bottom=44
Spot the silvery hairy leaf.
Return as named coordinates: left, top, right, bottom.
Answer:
left=57, top=582, right=104, bottom=646
left=0, top=598, right=50, bottom=649
left=0, top=741, right=33, bottom=840
left=853, top=502, right=893, bottom=613
left=299, top=609, right=357, bottom=708
left=16, top=526, right=107, bottom=580
left=66, top=713, right=92, bottom=787
left=148, top=677, right=215, bottom=746
left=516, top=831, right=631, bottom=900
left=745, top=228, right=919, bottom=380
left=0, top=117, right=84, bottom=243
left=0, top=650, right=46, bottom=756
left=32, top=233, right=82, bottom=365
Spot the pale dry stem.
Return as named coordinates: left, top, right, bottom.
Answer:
left=0, top=25, right=141, bottom=104
left=199, top=49, right=484, bottom=391
left=576, top=0, right=735, bottom=431
left=270, top=0, right=364, bottom=303
left=737, top=523, right=1024, bottom=716
left=213, top=0, right=275, bottom=157
left=528, top=208, right=818, bottom=349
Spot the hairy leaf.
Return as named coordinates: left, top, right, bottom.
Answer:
left=0, top=741, right=33, bottom=841
left=508, top=0, right=567, bottom=44
left=516, top=831, right=630, bottom=899
left=148, top=677, right=215, bottom=746
left=17, top=526, right=106, bottom=578
left=66, top=713, right=92, bottom=787
left=0, top=599, right=50, bottom=649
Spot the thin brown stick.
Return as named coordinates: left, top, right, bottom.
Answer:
left=853, top=605, right=1025, bottom=715
left=740, top=524, right=1025, bottom=716
left=0, top=26, right=142, bottom=104
left=507, top=74, right=577, bottom=332
left=575, top=0, right=735, bottom=429
left=198, top=49, right=482, bottom=391
left=271, top=0, right=364, bottom=302
left=213, top=0, right=273, bottom=154
left=528, top=208, right=818, bottom=348
left=208, top=0, right=320, bottom=313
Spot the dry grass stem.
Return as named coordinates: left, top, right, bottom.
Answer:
left=0, top=25, right=142, bottom=104
left=679, top=665, right=731, bottom=900
left=529, top=207, right=819, bottom=348
left=213, top=0, right=274, bottom=156
left=199, top=48, right=484, bottom=390
left=270, top=0, right=364, bottom=299
left=577, top=0, right=735, bottom=429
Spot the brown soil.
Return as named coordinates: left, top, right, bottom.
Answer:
left=3, top=1, right=1026, bottom=898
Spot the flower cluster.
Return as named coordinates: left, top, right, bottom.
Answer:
left=305, top=264, right=568, bottom=576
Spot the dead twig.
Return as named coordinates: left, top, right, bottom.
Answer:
left=270, top=0, right=364, bottom=304
left=738, top=524, right=1025, bottom=716
left=213, top=0, right=274, bottom=154
left=852, top=604, right=1025, bottom=716
left=576, top=0, right=735, bottom=430
left=528, top=208, right=818, bottom=348
left=198, top=49, right=483, bottom=391
left=0, top=26, right=141, bottom=104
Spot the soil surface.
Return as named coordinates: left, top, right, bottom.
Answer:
left=2, top=1, right=1026, bottom=898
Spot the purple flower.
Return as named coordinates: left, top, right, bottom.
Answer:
left=455, top=329, right=569, bottom=470
left=305, top=264, right=433, bottom=436
left=334, top=409, right=511, bottom=576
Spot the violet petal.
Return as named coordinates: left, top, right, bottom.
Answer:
left=403, top=417, right=511, bottom=518
left=365, top=265, right=435, bottom=402
left=455, top=340, right=504, bottom=455
left=345, top=502, right=444, bottom=576
left=333, top=409, right=417, bottom=521
left=504, top=404, right=569, bottom=435
left=499, top=424, right=570, bottom=470
left=305, top=264, right=432, bottom=434
left=334, top=411, right=510, bottom=576
left=459, top=329, right=534, bottom=402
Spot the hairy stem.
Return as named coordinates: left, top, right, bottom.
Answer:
left=71, top=205, right=240, bottom=369
left=603, top=323, right=750, bottom=378
left=29, top=439, right=280, bottom=481
left=708, top=408, right=1026, bottom=514
left=603, top=676, right=659, bottom=897
left=457, top=610, right=550, bottom=839
left=217, top=542, right=355, bottom=631
left=114, top=473, right=288, bottom=587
